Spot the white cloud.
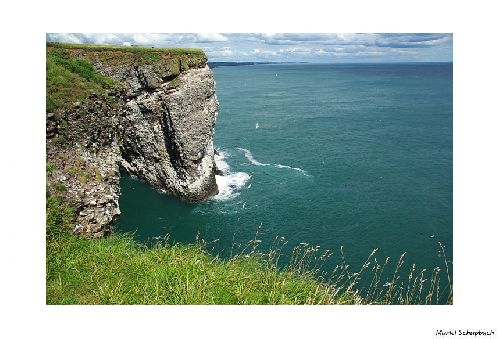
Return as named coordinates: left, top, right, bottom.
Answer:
left=46, top=33, right=83, bottom=44
left=122, top=42, right=131, bottom=47
left=131, top=33, right=165, bottom=45
left=194, top=33, right=227, bottom=42
left=279, top=47, right=311, bottom=55
left=251, top=48, right=278, bottom=56
left=204, top=46, right=248, bottom=58
left=82, top=33, right=119, bottom=44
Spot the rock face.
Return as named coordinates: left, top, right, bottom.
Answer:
left=116, top=66, right=219, bottom=201
left=46, top=45, right=219, bottom=237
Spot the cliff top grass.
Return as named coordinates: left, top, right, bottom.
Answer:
left=47, top=42, right=207, bottom=66
left=47, top=42, right=205, bottom=56
left=46, top=42, right=207, bottom=113
left=46, top=46, right=117, bottom=113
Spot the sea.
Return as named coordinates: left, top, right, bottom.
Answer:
left=117, top=63, right=453, bottom=292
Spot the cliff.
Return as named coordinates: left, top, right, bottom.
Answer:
left=46, top=43, right=219, bottom=237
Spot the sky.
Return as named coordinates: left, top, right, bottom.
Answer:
left=46, top=33, right=452, bottom=63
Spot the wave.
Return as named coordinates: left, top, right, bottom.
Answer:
left=236, top=147, right=270, bottom=166
left=212, top=150, right=251, bottom=201
left=214, top=150, right=231, bottom=172
left=237, top=147, right=310, bottom=176
left=214, top=172, right=251, bottom=201
left=274, top=164, right=309, bottom=175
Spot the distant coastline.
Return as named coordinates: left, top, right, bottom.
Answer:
left=208, top=61, right=308, bottom=68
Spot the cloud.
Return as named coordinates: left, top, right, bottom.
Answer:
left=374, top=33, right=452, bottom=48
left=203, top=46, right=249, bottom=58
left=46, top=33, right=120, bottom=45
left=226, top=33, right=452, bottom=49
left=251, top=48, right=279, bottom=56
left=130, top=33, right=166, bottom=44
left=193, top=33, right=227, bottom=42
left=279, top=47, right=311, bottom=55
left=47, top=33, right=229, bottom=46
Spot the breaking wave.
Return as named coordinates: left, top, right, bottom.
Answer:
left=212, top=150, right=251, bottom=201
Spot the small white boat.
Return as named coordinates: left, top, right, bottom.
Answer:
left=255, top=122, right=260, bottom=129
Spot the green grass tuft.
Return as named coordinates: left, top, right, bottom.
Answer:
left=46, top=163, right=55, bottom=176
left=52, top=182, right=67, bottom=192
left=46, top=194, right=74, bottom=239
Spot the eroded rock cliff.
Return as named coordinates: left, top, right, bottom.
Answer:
left=46, top=43, right=219, bottom=237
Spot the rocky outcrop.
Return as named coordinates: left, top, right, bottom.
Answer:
left=115, top=65, right=219, bottom=202
left=46, top=44, right=219, bottom=237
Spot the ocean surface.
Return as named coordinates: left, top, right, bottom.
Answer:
left=117, top=63, right=453, bottom=286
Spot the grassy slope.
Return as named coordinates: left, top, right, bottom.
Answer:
left=47, top=234, right=343, bottom=305
left=46, top=196, right=343, bottom=305
left=46, top=46, right=117, bottom=113
left=46, top=192, right=452, bottom=305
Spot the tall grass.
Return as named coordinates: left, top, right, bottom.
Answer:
left=46, top=197, right=452, bottom=305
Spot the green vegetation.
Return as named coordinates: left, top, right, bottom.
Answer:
left=52, top=182, right=67, bottom=192
left=46, top=42, right=205, bottom=56
left=46, top=198, right=452, bottom=304
left=64, top=162, right=102, bottom=185
left=46, top=47, right=116, bottom=112
left=49, top=47, right=115, bottom=87
left=46, top=162, right=55, bottom=176
left=46, top=199, right=340, bottom=304
left=46, top=194, right=74, bottom=240
left=46, top=42, right=207, bottom=113
left=47, top=233, right=340, bottom=304
left=46, top=42, right=206, bottom=69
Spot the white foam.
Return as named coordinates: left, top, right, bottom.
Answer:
left=212, top=149, right=251, bottom=201
left=237, top=147, right=310, bottom=176
left=275, top=164, right=310, bottom=175
left=236, top=147, right=270, bottom=166
left=214, top=150, right=231, bottom=173
left=214, top=172, right=251, bottom=201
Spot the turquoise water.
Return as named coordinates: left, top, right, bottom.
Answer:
left=118, top=63, right=452, bottom=282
